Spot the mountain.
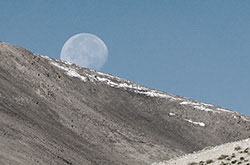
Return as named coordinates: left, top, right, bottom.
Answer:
left=0, top=41, right=249, bottom=165
left=154, top=138, right=250, bottom=165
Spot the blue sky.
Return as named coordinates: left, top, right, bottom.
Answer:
left=1, top=0, right=250, bottom=115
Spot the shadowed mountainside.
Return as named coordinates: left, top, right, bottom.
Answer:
left=0, top=42, right=249, bottom=165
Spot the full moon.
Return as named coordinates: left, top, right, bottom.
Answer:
left=60, top=33, right=108, bottom=70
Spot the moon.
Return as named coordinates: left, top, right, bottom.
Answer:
left=60, top=33, right=108, bottom=70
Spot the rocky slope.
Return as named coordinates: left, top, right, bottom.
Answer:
left=0, top=41, right=249, bottom=165
left=154, top=138, right=250, bottom=165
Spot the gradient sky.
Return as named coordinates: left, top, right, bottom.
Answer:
left=1, top=0, right=250, bottom=115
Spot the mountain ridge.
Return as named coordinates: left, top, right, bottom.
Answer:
left=42, top=51, right=240, bottom=115
left=0, top=41, right=249, bottom=165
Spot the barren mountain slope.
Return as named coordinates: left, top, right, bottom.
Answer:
left=0, top=42, right=249, bottom=165
left=154, top=138, right=250, bottom=165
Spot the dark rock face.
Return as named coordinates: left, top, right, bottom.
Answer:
left=0, top=42, right=249, bottom=165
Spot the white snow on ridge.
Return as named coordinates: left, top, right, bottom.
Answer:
left=216, top=107, right=233, bottom=113
left=241, top=116, right=250, bottom=122
left=49, top=60, right=236, bottom=115
left=169, top=113, right=175, bottom=116
left=185, top=119, right=205, bottom=127
left=180, top=101, right=234, bottom=113
left=63, top=61, right=73, bottom=65
left=193, top=105, right=215, bottom=112
left=40, top=54, right=52, bottom=60
left=96, top=71, right=126, bottom=82
left=51, top=61, right=181, bottom=100
left=134, top=90, right=179, bottom=101
left=180, top=101, right=200, bottom=106
left=51, top=62, right=87, bottom=82
left=180, top=101, right=215, bottom=112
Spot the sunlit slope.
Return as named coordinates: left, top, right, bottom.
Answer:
left=0, top=41, right=249, bottom=165
left=154, top=138, right=250, bottom=165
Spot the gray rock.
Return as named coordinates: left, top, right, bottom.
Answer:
left=0, top=42, right=249, bottom=165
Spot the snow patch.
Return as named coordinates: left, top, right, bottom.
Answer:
left=63, top=61, right=73, bottom=65
left=180, top=101, right=233, bottom=114
left=180, top=101, right=216, bottom=112
left=51, top=62, right=87, bottom=82
left=180, top=101, right=200, bottom=106
left=241, top=116, right=250, bottom=122
left=40, top=55, right=52, bottom=60
left=49, top=61, right=239, bottom=117
left=193, top=106, right=215, bottom=112
left=88, top=73, right=179, bottom=101
left=185, top=119, right=205, bottom=127
left=216, top=107, right=233, bottom=113
left=169, top=113, right=175, bottom=116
